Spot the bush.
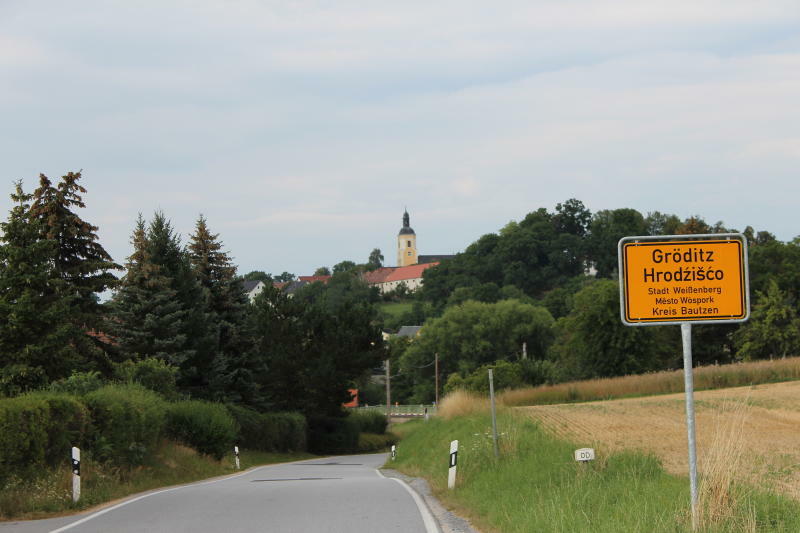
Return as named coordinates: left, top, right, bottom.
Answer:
left=0, top=395, right=49, bottom=479
left=0, top=364, right=47, bottom=397
left=270, top=412, right=307, bottom=452
left=166, top=400, right=237, bottom=460
left=227, top=405, right=307, bottom=452
left=85, top=384, right=167, bottom=466
left=307, top=415, right=360, bottom=454
left=34, top=392, right=90, bottom=466
left=0, top=392, right=88, bottom=481
left=348, top=410, right=388, bottom=434
left=357, top=432, right=397, bottom=452
left=445, top=360, right=524, bottom=395
left=113, top=358, right=179, bottom=400
left=49, top=370, right=105, bottom=396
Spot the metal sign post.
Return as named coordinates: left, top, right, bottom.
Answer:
left=618, top=233, right=750, bottom=531
left=681, top=323, right=699, bottom=527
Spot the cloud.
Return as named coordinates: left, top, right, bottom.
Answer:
left=1, top=1, right=799, bottom=274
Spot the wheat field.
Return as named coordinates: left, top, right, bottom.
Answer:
left=518, top=380, right=800, bottom=500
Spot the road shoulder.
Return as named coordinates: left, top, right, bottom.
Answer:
left=381, top=469, right=482, bottom=533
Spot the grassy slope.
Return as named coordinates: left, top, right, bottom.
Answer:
left=0, top=441, right=312, bottom=521
left=392, top=413, right=800, bottom=533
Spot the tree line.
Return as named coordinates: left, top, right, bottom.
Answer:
left=0, top=173, right=384, bottom=420
left=382, top=199, right=800, bottom=402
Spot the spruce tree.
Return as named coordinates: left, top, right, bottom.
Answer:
left=108, top=215, right=192, bottom=367
left=145, top=212, right=212, bottom=396
left=29, top=172, right=121, bottom=327
left=0, top=183, right=83, bottom=393
left=188, top=215, right=258, bottom=404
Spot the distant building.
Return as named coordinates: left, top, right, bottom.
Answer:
left=396, top=325, right=423, bottom=338
left=242, top=280, right=265, bottom=303
left=361, top=262, right=438, bottom=294
left=298, top=275, right=331, bottom=284
left=417, top=254, right=455, bottom=263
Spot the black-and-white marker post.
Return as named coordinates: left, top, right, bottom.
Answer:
left=71, top=446, right=81, bottom=503
left=234, top=446, right=240, bottom=470
left=488, top=368, right=499, bottom=459
left=448, top=440, right=458, bottom=489
left=391, top=444, right=397, bottom=461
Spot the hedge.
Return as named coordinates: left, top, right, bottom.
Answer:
left=85, top=384, right=167, bottom=466
left=227, top=405, right=307, bottom=453
left=166, top=400, right=237, bottom=460
left=348, top=410, right=388, bottom=434
left=307, top=415, right=360, bottom=454
left=0, top=392, right=88, bottom=480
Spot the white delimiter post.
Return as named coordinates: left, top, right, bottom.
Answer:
left=234, top=446, right=240, bottom=470
left=682, top=323, right=699, bottom=530
left=488, top=369, right=499, bottom=459
left=71, top=446, right=81, bottom=503
left=448, top=440, right=458, bottom=489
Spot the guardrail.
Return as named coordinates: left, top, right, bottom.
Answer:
left=351, top=404, right=437, bottom=417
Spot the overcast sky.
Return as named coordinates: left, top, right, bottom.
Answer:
left=1, top=1, right=799, bottom=277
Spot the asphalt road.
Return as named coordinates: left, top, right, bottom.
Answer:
left=0, top=453, right=438, bottom=533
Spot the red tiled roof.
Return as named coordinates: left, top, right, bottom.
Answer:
left=87, top=329, right=117, bottom=346
left=273, top=281, right=289, bottom=289
left=362, top=267, right=395, bottom=285
left=384, top=262, right=438, bottom=282
left=298, top=275, right=331, bottom=283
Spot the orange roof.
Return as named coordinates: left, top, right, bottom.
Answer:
left=362, top=267, right=395, bottom=285
left=384, top=262, right=438, bottom=282
left=298, top=275, right=331, bottom=283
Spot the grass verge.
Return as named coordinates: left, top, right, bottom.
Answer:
left=0, top=440, right=312, bottom=521
left=391, top=412, right=800, bottom=532
left=501, top=357, right=800, bottom=407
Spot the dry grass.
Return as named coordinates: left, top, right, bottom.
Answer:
left=697, top=397, right=751, bottom=530
left=519, top=380, right=800, bottom=502
left=500, top=356, right=800, bottom=407
left=437, top=390, right=490, bottom=420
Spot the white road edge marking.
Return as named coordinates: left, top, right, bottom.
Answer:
left=376, top=469, right=440, bottom=533
left=47, top=465, right=270, bottom=533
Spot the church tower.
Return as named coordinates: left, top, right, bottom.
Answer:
left=397, top=209, right=418, bottom=267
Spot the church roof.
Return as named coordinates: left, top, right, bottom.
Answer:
left=362, top=267, right=395, bottom=284
left=418, top=254, right=455, bottom=264
left=384, top=262, right=438, bottom=282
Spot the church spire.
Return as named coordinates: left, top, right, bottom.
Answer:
left=398, top=208, right=415, bottom=235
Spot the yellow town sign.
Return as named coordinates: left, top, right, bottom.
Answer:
left=618, top=234, right=750, bottom=326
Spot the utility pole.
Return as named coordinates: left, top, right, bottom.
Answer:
left=434, top=352, right=439, bottom=406
left=385, top=358, right=391, bottom=415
